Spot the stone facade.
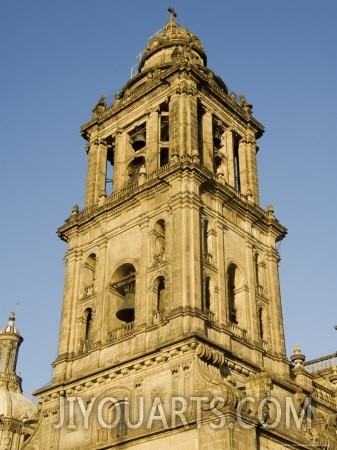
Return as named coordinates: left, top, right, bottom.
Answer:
left=23, top=10, right=337, bottom=450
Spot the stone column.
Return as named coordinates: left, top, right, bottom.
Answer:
left=238, top=138, right=248, bottom=195
left=244, top=132, right=260, bottom=203
left=147, top=108, right=159, bottom=175
left=225, top=128, right=235, bottom=188
left=53, top=246, right=81, bottom=381
left=266, top=248, right=286, bottom=357
left=185, top=87, right=198, bottom=158
left=201, top=109, right=213, bottom=171
left=171, top=80, right=198, bottom=159
left=112, top=128, right=124, bottom=191
left=84, top=133, right=107, bottom=207
left=168, top=90, right=180, bottom=160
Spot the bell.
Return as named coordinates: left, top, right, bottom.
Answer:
left=116, top=293, right=135, bottom=323
left=132, top=133, right=146, bottom=150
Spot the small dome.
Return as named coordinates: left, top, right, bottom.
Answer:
left=139, top=10, right=207, bottom=73
left=0, top=387, right=37, bottom=420
left=0, top=312, right=20, bottom=336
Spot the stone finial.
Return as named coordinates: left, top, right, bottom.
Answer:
left=246, top=188, right=253, bottom=201
left=71, top=204, right=79, bottom=215
left=267, top=204, right=275, bottom=220
left=98, top=191, right=106, bottom=207
left=92, top=95, right=107, bottom=117
left=229, top=92, right=237, bottom=103
left=290, top=344, right=306, bottom=367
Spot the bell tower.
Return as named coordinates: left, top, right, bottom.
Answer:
left=26, top=10, right=335, bottom=450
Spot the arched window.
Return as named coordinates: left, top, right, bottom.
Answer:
left=99, top=399, right=128, bottom=438
left=254, top=252, right=266, bottom=294
left=226, top=263, right=246, bottom=328
left=153, top=220, right=166, bottom=261
left=159, top=101, right=169, bottom=167
left=105, top=135, right=115, bottom=195
left=203, top=219, right=214, bottom=263
left=156, top=276, right=166, bottom=311
left=84, top=308, right=93, bottom=341
left=84, top=253, right=96, bottom=296
left=80, top=307, right=93, bottom=353
left=227, top=265, right=237, bottom=324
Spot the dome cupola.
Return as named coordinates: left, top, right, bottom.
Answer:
left=138, top=7, right=207, bottom=73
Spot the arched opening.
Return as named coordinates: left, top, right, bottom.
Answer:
left=130, top=123, right=146, bottom=151
left=227, top=265, right=237, bottom=324
left=254, top=252, right=266, bottom=294
left=105, top=135, right=115, bottom=195
left=227, top=263, right=246, bottom=328
left=99, top=399, right=128, bottom=439
left=156, top=276, right=166, bottom=311
left=153, top=219, right=166, bottom=261
left=203, top=218, right=214, bottom=263
left=159, top=101, right=169, bottom=167
left=83, top=253, right=96, bottom=296
left=80, top=307, right=93, bottom=353
left=84, top=308, right=93, bottom=341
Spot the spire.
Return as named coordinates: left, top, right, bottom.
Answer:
left=0, top=312, right=37, bottom=435
left=0, top=312, right=23, bottom=377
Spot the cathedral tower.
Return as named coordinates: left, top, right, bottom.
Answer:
left=24, top=10, right=337, bottom=450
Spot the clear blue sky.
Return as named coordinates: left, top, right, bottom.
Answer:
left=0, top=1, right=336, bottom=401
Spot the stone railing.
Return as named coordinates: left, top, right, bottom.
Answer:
left=312, top=384, right=336, bottom=408
left=304, top=353, right=337, bottom=373
left=204, top=310, right=216, bottom=324
left=227, top=322, right=247, bottom=341
left=108, top=322, right=135, bottom=342
left=152, top=310, right=167, bottom=325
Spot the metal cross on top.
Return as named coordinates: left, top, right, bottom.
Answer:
left=168, top=7, right=177, bottom=21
